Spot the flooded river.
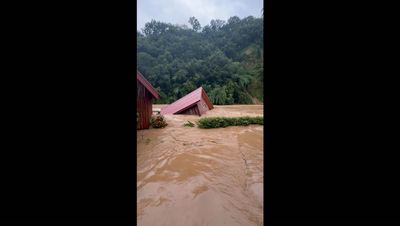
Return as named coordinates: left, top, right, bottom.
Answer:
left=137, top=105, right=263, bottom=226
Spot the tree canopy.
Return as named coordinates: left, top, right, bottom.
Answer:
left=137, top=15, right=263, bottom=104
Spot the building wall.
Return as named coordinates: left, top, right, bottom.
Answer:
left=137, top=81, right=153, bottom=130
left=197, top=98, right=210, bottom=115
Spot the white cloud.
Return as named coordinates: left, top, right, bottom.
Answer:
left=137, top=0, right=263, bottom=31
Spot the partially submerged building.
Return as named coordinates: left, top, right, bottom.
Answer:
left=137, top=70, right=159, bottom=129
left=161, top=87, right=213, bottom=116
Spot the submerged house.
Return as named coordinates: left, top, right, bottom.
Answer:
left=137, top=70, right=159, bottom=130
left=161, top=87, right=213, bottom=116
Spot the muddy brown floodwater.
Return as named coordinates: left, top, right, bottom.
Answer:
left=137, top=105, right=263, bottom=226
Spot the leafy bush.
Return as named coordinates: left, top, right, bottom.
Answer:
left=150, top=115, right=168, bottom=128
left=183, top=121, right=195, bottom=127
left=197, top=116, right=263, bottom=128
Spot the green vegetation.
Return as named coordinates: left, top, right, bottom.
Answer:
left=197, top=116, right=263, bottom=128
left=150, top=115, right=168, bottom=128
left=137, top=15, right=263, bottom=104
left=183, top=121, right=195, bottom=127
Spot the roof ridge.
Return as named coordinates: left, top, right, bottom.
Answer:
left=137, top=70, right=159, bottom=99
left=160, top=86, right=204, bottom=115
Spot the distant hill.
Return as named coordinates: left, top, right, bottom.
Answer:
left=137, top=15, right=263, bottom=104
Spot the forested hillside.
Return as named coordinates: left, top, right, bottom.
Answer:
left=137, top=15, right=263, bottom=104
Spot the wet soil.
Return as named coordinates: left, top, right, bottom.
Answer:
left=137, top=105, right=263, bottom=226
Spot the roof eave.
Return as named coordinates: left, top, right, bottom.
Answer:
left=137, top=70, right=160, bottom=99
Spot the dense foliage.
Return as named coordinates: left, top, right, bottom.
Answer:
left=197, top=116, right=263, bottom=128
left=137, top=15, right=263, bottom=105
left=150, top=114, right=168, bottom=128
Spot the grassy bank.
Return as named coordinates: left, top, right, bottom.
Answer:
left=197, top=116, right=263, bottom=129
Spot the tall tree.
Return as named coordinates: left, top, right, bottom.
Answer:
left=188, top=16, right=201, bottom=32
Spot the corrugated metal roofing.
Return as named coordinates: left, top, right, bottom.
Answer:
left=137, top=70, right=159, bottom=99
left=161, top=87, right=213, bottom=115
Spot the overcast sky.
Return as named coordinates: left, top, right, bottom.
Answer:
left=137, top=0, right=263, bottom=31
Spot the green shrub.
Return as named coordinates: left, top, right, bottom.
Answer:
left=150, top=115, right=168, bottom=128
left=197, top=116, right=263, bottom=129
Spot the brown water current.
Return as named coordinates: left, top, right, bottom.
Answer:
left=137, top=105, right=263, bottom=226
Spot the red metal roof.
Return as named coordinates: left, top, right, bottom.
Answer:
left=161, top=87, right=213, bottom=115
left=137, top=70, right=159, bottom=99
